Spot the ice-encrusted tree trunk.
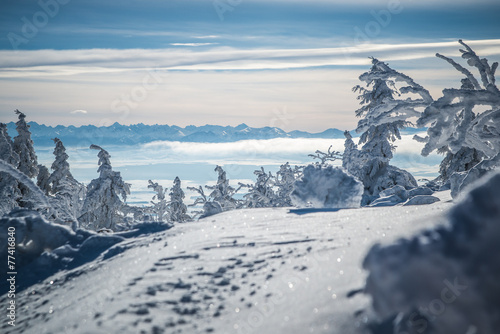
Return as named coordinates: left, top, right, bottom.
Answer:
left=0, top=123, right=21, bottom=215
left=416, top=40, right=500, bottom=193
left=79, top=145, right=130, bottom=231
left=167, top=177, right=190, bottom=223
left=148, top=180, right=168, bottom=222
left=344, top=59, right=429, bottom=204
left=47, top=138, right=86, bottom=225
left=13, top=109, right=38, bottom=180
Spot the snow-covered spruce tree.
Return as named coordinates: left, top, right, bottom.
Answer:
left=167, top=177, right=190, bottom=223
left=36, top=164, right=51, bottom=195
left=13, top=109, right=38, bottom=179
left=273, top=162, right=302, bottom=207
left=0, top=123, right=22, bottom=215
left=79, top=145, right=131, bottom=231
left=47, top=138, right=86, bottom=224
left=0, top=122, right=19, bottom=166
left=353, top=58, right=433, bottom=161
left=205, top=165, right=240, bottom=211
left=415, top=40, right=500, bottom=194
left=148, top=180, right=168, bottom=222
left=188, top=166, right=241, bottom=218
left=345, top=58, right=431, bottom=204
left=343, top=130, right=418, bottom=206
left=239, top=167, right=276, bottom=208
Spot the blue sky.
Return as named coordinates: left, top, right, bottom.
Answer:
left=1, top=0, right=499, bottom=131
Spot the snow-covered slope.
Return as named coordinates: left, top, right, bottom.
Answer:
left=1, top=192, right=453, bottom=334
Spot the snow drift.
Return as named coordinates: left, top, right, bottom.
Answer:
left=363, top=171, right=500, bottom=334
left=0, top=209, right=172, bottom=295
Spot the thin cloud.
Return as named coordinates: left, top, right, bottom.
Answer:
left=70, top=110, right=88, bottom=114
left=170, top=43, right=218, bottom=47
left=0, top=40, right=498, bottom=76
left=192, top=35, right=220, bottom=39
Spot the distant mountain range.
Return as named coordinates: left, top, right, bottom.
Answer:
left=5, top=122, right=425, bottom=147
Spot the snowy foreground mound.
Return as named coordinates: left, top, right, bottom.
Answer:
left=364, top=172, right=500, bottom=334
left=0, top=211, right=172, bottom=296
left=1, top=194, right=457, bottom=334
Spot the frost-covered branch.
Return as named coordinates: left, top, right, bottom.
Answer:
left=416, top=40, right=500, bottom=189
left=436, top=53, right=481, bottom=90
left=0, top=159, right=50, bottom=211
left=308, top=145, right=342, bottom=165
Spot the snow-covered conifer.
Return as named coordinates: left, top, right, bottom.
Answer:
left=13, top=109, right=38, bottom=179
left=47, top=138, right=86, bottom=224
left=188, top=166, right=241, bottom=218
left=240, top=167, right=275, bottom=208
left=167, top=177, right=190, bottom=223
left=205, top=165, right=239, bottom=211
left=416, top=40, right=500, bottom=191
left=148, top=180, right=168, bottom=222
left=343, top=131, right=417, bottom=205
left=0, top=123, right=21, bottom=215
left=344, top=58, right=426, bottom=204
left=37, top=164, right=51, bottom=195
left=273, top=162, right=301, bottom=207
left=0, top=123, right=19, bottom=166
left=353, top=58, right=432, bottom=161
left=79, top=145, right=131, bottom=231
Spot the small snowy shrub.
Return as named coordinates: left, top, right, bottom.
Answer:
left=291, top=165, right=363, bottom=209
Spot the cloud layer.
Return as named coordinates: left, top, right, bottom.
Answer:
left=1, top=40, right=499, bottom=131
left=1, top=40, right=499, bottom=75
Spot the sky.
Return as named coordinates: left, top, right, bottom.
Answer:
left=0, top=0, right=499, bottom=131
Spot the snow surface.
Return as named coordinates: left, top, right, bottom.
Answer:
left=1, top=191, right=453, bottom=334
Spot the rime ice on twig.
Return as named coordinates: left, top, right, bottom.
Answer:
left=308, top=145, right=342, bottom=165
